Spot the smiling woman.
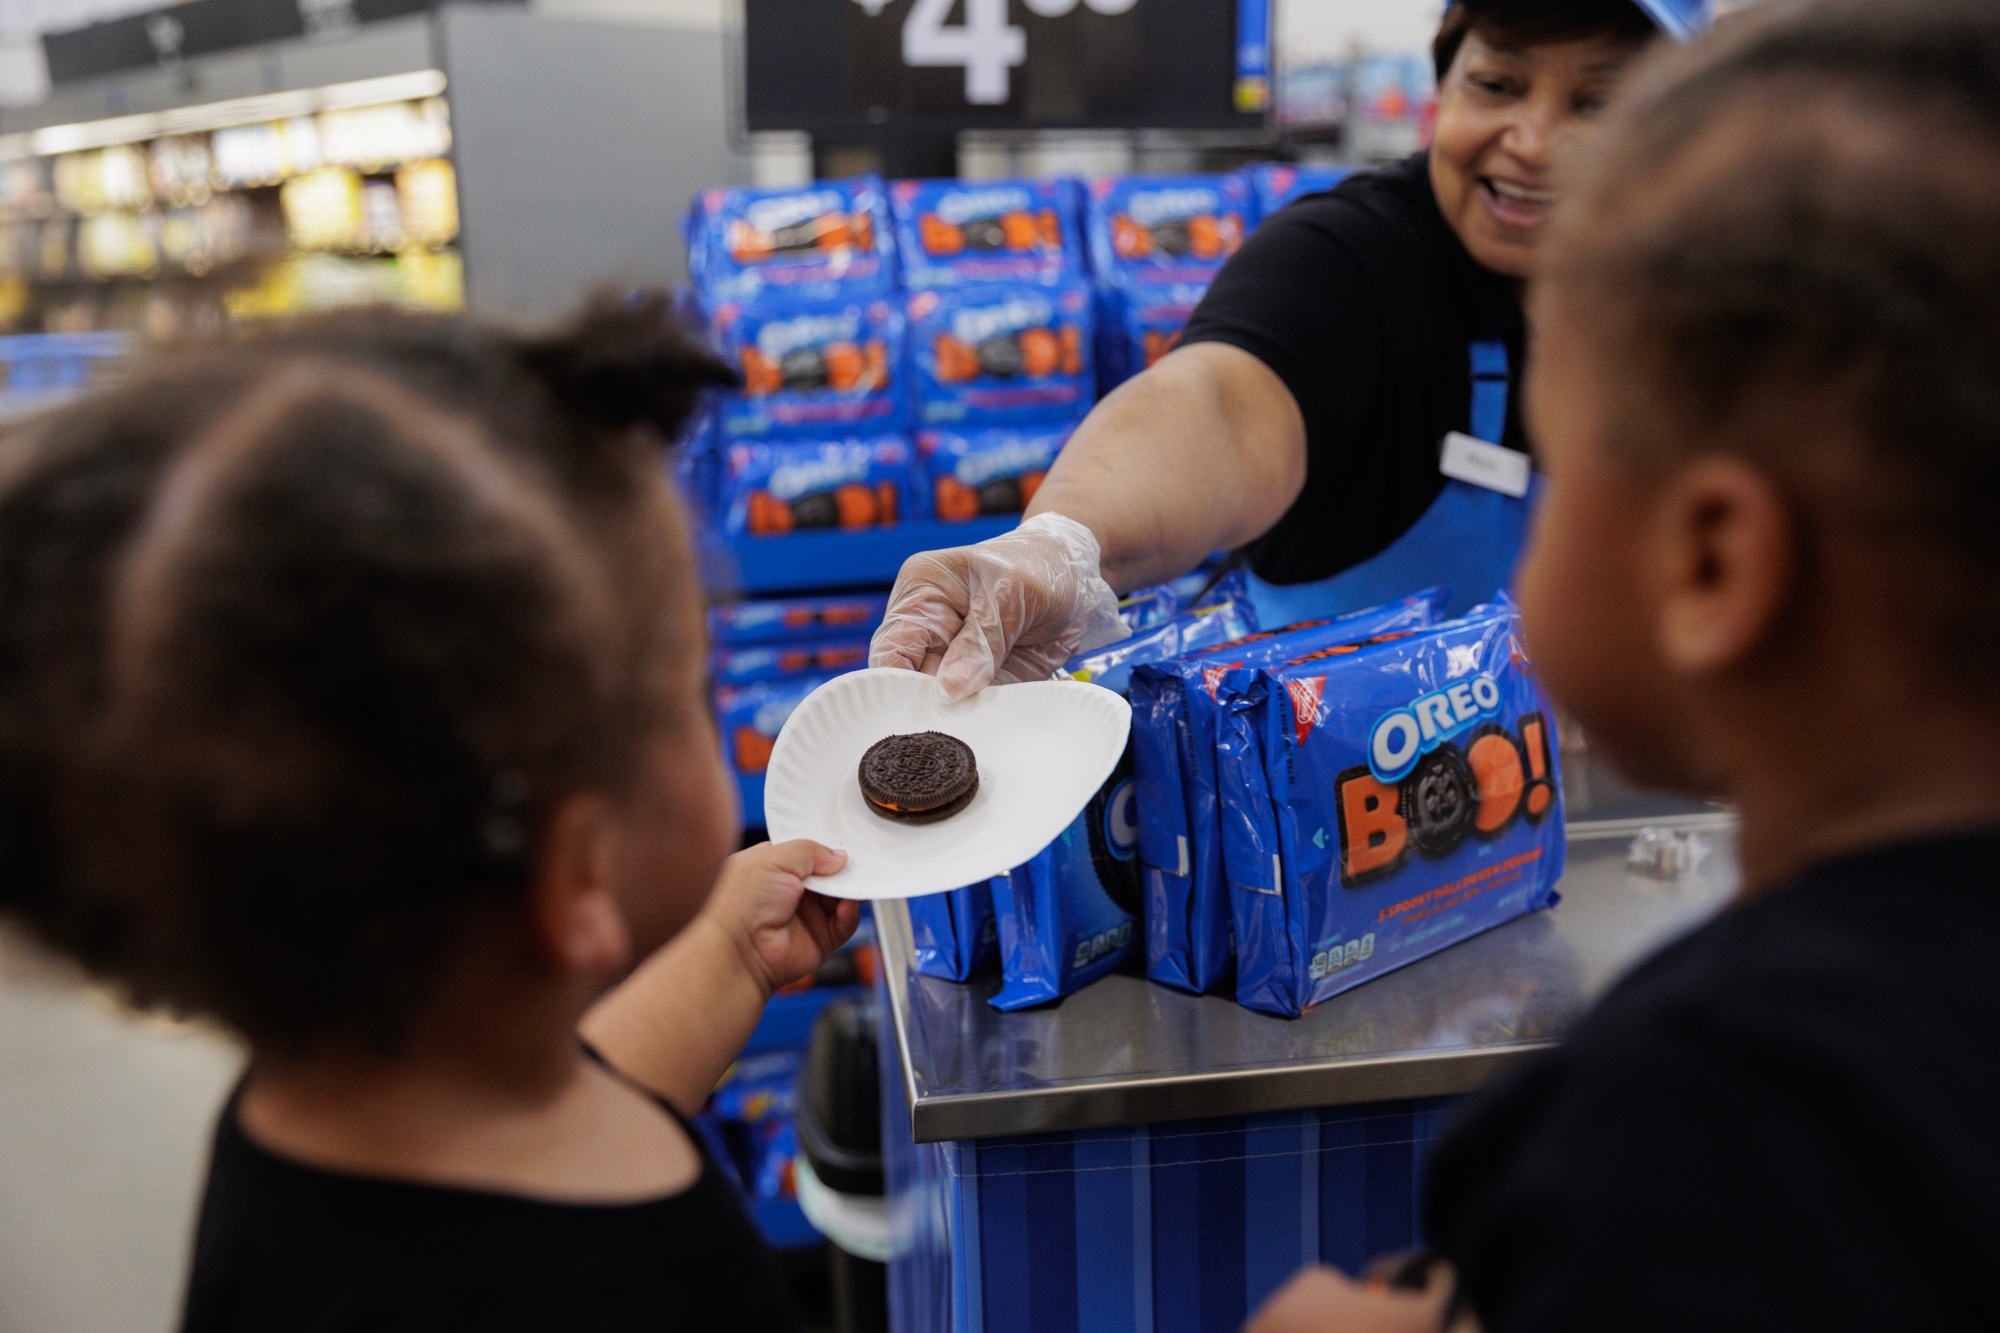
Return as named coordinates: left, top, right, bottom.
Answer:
left=865, top=0, right=1699, bottom=715
left=1431, top=1, right=1659, bottom=276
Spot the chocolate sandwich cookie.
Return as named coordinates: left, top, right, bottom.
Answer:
left=1404, top=745, right=1475, bottom=860
left=859, top=731, right=979, bottom=824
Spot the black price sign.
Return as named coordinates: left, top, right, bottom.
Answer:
left=42, top=0, right=467, bottom=86
left=744, top=0, right=1263, bottom=134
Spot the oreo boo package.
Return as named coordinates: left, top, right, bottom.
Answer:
left=709, top=592, right=888, bottom=646
left=1084, top=174, right=1252, bottom=287
left=919, top=423, right=1072, bottom=522
left=685, top=176, right=896, bottom=303
left=906, top=283, right=1095, bottom=427
left=1215, top=598, right=1564, bottom=1017
left=1095, top=281, right=1209, bottom=394
left=988, top=592, right=1257, bottom=1011
left=712, top=295, right=905, bottom=441
left=891, top=178, right=1085, bottom=289
left=906, top=876, right=1003, bottom=982
left=1129, top=588, right=1447, bottom=995
left=718, top=435, right=922, bottom=537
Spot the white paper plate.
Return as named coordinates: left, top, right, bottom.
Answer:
left=762, top=668, right=1131, bottom=900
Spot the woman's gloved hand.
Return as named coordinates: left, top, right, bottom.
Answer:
left=869, top=512, right=1130, bottom=701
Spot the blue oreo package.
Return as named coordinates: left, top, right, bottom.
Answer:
left=1214, top=598, right=1565, bottom=1017
left=1118, top=584, right=1179, bottom=634
left=686, top=177, right=896, bottom=303
left=718, top=435, right=922, bottom=537
left=919, top=423, right=1072, bottom=522
left=1084, top=174, right=1252, bottom=287
left=990, top=780, right=1140, bottom=1010
left=906, top=283, right=1096, bottom=427
left=1095, top=281, right=1209, bottom=393
left=1062, top=594, right=1257, bottom=696
left=891, top=178, right=1086, bottom=289
left=716, top=672, right=841, bottom=779
left=709, top=592, right=888, bottom=646
left=1242, top=163, right=1352, bottom=223
left=711, top=637, right=871, bottom=686
left=712, top=295, right=905, bottom=440
left=1129, top=589, right=1447, bottom=995
left=907, top=878, right=1003, bottom=982
left=990, top=592, right=1256, bottom=1010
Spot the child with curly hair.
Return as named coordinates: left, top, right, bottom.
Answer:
left=0, top=295, right=850, bottom=1331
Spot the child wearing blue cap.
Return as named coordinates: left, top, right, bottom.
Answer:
left=1253, top=1, right=2000, bottom=1329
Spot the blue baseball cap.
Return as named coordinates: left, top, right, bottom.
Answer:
left=1632, top=0, right=1713, bottom=40
left=1444, top=0, right=1713, bottom=42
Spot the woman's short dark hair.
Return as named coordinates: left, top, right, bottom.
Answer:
left=1433, top=0, right=1661, bottom=82
left=1546, top=0, right=2000, bottom=654
left=0, top=295, right=732, bottom=1054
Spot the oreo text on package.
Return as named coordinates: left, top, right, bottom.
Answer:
left=919, top=423, right=1073, bottom=522
left=906, top=283, right=1096, bottom=428
left=1212, top=599, right=1565, bottom=1017
left=712, top=296, right=906, bottom=441
left=891, top=178, right=1085, bottom=290
left=1129, top=589, right=1447, bottom=995
left=685, top=177, right=897, bottom=303
left=717, top=435, right=923, bottom=538
left=1084, top=174, right=1253, bottom=288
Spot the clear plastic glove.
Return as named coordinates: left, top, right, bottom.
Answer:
left=869, top=512, right=1130, bottom=701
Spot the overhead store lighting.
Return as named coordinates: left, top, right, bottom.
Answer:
left=0, top=70, right=449, bottom=162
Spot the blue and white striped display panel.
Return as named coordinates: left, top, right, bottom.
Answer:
left=884, top=1081, right=1459, bottom=1333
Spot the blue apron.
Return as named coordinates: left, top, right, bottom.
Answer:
left=1246, top=339, right=1539, bottom=626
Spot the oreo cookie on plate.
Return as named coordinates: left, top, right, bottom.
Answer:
left=761, top=669, right=1130, bottom=901
left=859, top=731, right=980, bottom=824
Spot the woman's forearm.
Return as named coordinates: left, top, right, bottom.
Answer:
left=1026, top=342, right=1307, bottom=592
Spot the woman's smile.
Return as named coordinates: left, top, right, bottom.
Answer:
left=1481, top=176, right=1559, bottom=231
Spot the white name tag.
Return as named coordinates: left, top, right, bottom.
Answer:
left=1440, top=431, right=1530, bottom=498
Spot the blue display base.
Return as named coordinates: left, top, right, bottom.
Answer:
left=752, top=1195, right=824, bottom=1250
left=701, top=517, right=1018, bottom=595
left=878, top=967, right=1460, bottom=1332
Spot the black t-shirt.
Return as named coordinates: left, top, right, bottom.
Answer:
left=1426, top=832, right=2000, bottom=1331
left=1179, top=151, right=1527, bottom=586
left=180, top=1084, right=801, bottom=1333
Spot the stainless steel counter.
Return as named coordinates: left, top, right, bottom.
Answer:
left=881, top=773, right=1738, bottom=1143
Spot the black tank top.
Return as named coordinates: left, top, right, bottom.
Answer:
left=179, top=1069, right=801, bottom=1333
left=1179, top=152, right=1528, bottom=586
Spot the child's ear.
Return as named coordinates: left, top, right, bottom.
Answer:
left=528, top=792, right=634, bottom=977
left=1650, top=454, right=1795, bottom=675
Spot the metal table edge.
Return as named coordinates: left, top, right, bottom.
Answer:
left=879, top=809, right=1734, bottom=1145
left=906, top=1041, right=1556, bottom=1143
